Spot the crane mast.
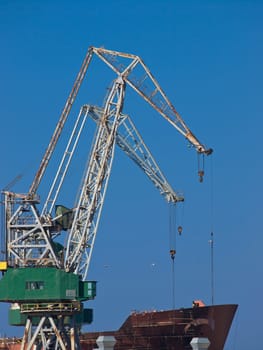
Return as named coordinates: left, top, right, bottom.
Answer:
left=64, top=77, right=126, bottom=278
left=0, top=47, right=212, bottom=350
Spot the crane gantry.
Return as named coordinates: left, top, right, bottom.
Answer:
left=0, top=46, right=212, bottom=350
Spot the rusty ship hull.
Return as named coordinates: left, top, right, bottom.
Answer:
left=81, top=304, right=237, bottom=350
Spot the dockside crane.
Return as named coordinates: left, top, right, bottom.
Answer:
left=0, top=47, right=212, bottom=350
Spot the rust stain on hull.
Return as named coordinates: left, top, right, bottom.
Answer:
left=81, top=304, right=238, bottom=350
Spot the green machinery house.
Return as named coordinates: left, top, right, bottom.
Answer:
left=0, top=267, right=96, bottom=302
left=0, top=267, right=96, bottom=326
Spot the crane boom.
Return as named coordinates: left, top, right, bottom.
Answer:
left=87, top=105, right=183, bottom=203
left=91, top=47, right=212, bottom=155
left=63, top=102, right=183, bottom=279
left=28, top=47, right=212, bottom=199
left=64, top=77, right=126, bottom=278
left=28, top=47, right=94, bottom=198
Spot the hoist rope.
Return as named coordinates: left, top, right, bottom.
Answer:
left=169, top=203, right=177, bottom=309
left=209, top=154, right=215, bottom=305
left=197, top=152, right=205, bottom=182
left=169, top=203, right=177, bottom=253
left=171, top=252, right=175, bottom=309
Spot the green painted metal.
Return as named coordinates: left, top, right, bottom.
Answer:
left=81, top=308, right=93, bottom=324
left=55, top=205, right=73, bottom=231
left=8, top=308, right=27, bottom=326
left=9, top=307, right=93, bottom=326
left=81, top=281, right=97, bottom=300
left=0, top=267, right=96, bottom=302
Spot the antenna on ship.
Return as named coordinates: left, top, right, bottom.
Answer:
left=209, top=231, right=214, bottom=305
left=209, top=155, right=215, bottom=305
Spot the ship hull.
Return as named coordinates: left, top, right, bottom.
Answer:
left=81, top=304, right=238, bottom=350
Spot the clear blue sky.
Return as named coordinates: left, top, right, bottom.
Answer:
left=0, top=1, right=262, bottom=349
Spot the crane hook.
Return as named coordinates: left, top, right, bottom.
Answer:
left=198, top=153, right=205, bottom=182
left=198, top=170, right=204, bottom=183
left=170, top=249, right=176, bottom=260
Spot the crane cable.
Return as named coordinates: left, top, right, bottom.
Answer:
left=198, top=151, right=215, bottom=304
left=209, top=154, right=215, bottom=305
left=169, top=200, right=184, bottom=309
left=198, top=152, right=205, bottom=182
left=169, top=203, right=177, bottom=309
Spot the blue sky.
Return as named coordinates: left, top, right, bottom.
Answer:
left=0, top=0, right=262, bottom=349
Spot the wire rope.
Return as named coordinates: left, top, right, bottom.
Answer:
left=209, top=154, right=215, bottom=305
left=169, top=203, right=177, bottom=309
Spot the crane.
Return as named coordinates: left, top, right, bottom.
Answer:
left=0, top=47, right=212, bottom=350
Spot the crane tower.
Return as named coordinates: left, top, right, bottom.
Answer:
left=0, top=47, right=212, bottom=350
